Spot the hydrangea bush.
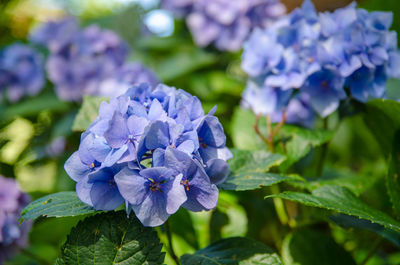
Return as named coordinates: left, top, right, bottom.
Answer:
left=0, top=176, right=31, bottom=263
left=242, top=0, right=400, bottom=124
left=2, top=0, right=400, bottom=264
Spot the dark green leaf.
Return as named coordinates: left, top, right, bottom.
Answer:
left=0, top=92, right=71, bottom=122
left=387, top=130, right=400, bottom=218
left=220, top=149, right=300, bottom=191
left=330, top=214, right=400, bottom=247
left=57, top=211, right=164, bottom=265
left=282, top=229, right=356, bottom=265
left=364, top=99, right=400, bottom=155
left=289, top=167, right=379, bottom=196
left=180, top=237, right=283, bottom=265
left=72, top=96, right=108, bottom=132
left=220, top=172, right=300, bottom=191
left=266, top=185, right=400, bottom=231
left=20, top=192, right=96, bottom=221
left=54, top=258, right=65, bottom=265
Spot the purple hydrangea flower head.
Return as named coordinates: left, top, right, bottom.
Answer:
left=241, top=0, right=400, bottom=122
left=0, top=43, right=45, bottom=102
left=65, top=82, right=231, bottom=226
left=45, top=24, right=129, bottom=101
left=0, top=176, right=31, bottom=263
left=163, top=0, right=286, bottom=51
left=29, top=17, right=79, bottom=53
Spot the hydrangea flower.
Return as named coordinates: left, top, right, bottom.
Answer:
left=29, top=17, right=79, bottom=53
left=241, top=0, right=400, bottom=122
left=65, top=83, right=231, bottom=226
left=0, top=44, right=45, bottom=102
left=31, top=18, right=158, bottom=100
left=0, top=176, right=31, bottom=263
left=161, top=0, right=194, bottom=17
left=162, top=0, right=286, bottom=51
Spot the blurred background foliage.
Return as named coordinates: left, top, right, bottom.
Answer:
left=0, top=0, right=400, bottom=264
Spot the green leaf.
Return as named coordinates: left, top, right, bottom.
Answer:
left=57, top=211, right=164, bottom=265
left=220, top=149, right=299, bottom=191
left=330, top=214, right=400, bottom=247
left=230, top=108, right=266, bottom=150
left=220, top=172, right=299, bottom=191
left=227, top=149, right=286, bottom=173
left=156, top=48, right=217, bottom=82
left=266, top=185, right=400, bottom=231
left=0, top=92, right=71, bottom=122
left=54, top=258, right=65, bottom=265
left=277, top=125, right=334, bottom=170
left=290, top=167, right=380, bottom=196
left=180, top=237, right=283, bottom=265
left=282, top=229, right=356, bottom=265
left=72, top=95, right=108, bottom=132
left=20, top=192, right=96, bottom=221
left=364, top=99, right=400, bottom=155
left=230, top=108, right=333, bottom=170
left=387, top=130, right=400, bottom=218
left=210, top=192, right=248, bottom=242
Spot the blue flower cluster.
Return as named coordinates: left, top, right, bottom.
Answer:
left=0, top=44, right=45, bottom=102
left=65, top=83, right=231, bottom=227
left=30, top=18, right=159, bottom=101
left=162, top=0, right=286, bottom=51
left=0, top=176, right=31, bottom=263
left=241, top=0, right=400, bottom=120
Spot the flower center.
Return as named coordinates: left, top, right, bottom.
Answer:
left=321, top=80, right=329, bottom=89
left=198, top=137, right=207, bottom=148
left=181, top=179, right=190, bottom=191
left=148, top=178, right=165, bottom=192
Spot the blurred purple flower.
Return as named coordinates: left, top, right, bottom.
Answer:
left=0, top=176, right=31, bottom=263
left=162, top=0, right=286, bottom=51
left=29, top=17, right=79, bottom=53
left=0, top=44, right=45, bottom=102
left=45, top=24, right=129, bottom=101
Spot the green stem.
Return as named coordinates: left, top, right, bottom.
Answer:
left=165, top=220, right=180, bottom=265
left=270, top=185, right=289, bottom=226
left=316, top=118, right=329, bottom=177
